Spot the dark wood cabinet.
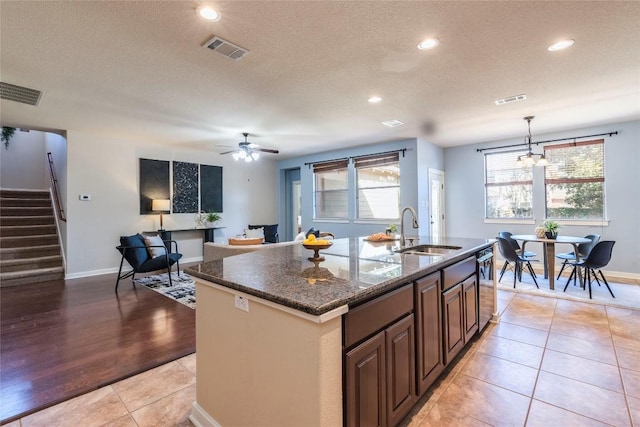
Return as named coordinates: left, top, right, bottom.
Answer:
left=442, top=283, right=464, bottom=364
left=415, top=273, right=444, bottom=396
left=344, top=255, right=483, bottom=426
left=442, top=257, right=478, bottom=365
left=345, top=331, right=386, bottom=427
left=462, top=275, right=479, bottom=340
left=344, top=284, right=415, bottom=427
left=385, top=314, right=415, bottom=427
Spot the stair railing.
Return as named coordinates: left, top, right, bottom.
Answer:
left=47, top=152, right=66, bottom=222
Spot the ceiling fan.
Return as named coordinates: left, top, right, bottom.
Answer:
left=220, top=133, right=279, bottom=162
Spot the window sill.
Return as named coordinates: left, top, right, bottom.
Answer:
left=313, top=219, right=350, bottom=224
left=552, top=219, right=610, bottom=227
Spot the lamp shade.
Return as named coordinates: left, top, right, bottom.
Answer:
left=152, top=199, right=171, bottom=212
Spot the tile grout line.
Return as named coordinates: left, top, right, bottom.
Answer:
left=605, top=305, right=636, bottom=426
left=520, top=293, right=556, bottom=427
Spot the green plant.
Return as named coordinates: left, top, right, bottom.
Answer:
left=2, top=127, right=16, bottom=150
left=205, top=212, right=222, bottom=223
left=387, top=224, right=398, bottom=233
left=543, top=220, right=560, bottom=233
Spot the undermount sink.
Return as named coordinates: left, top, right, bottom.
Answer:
left=396, top=244, right=462, bottom=257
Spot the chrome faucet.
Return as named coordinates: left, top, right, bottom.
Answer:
left=400, top=206, right=419, bottom=247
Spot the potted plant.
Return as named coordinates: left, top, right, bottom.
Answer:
left=385, top=223, right=398, bottom=236
left=543, top=220, right=560, bottom=239
left=205, top=212, right=222, bottom=227
left=2, top=127, right=16, bottom=150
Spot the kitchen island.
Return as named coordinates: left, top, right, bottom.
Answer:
left=186, top=236, right=496, bottom=427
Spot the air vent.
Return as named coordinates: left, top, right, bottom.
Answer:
left=203, top=36, right=249, bottom=60
left=0, top=82, right=42, bottom=106
left=495, top=94, right=526, bottom=106
left=382, top=119, right=404, bottom=128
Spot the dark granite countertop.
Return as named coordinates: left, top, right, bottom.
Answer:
left=186, top=236, right=494, bottom=316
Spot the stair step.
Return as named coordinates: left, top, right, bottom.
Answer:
left=0, top=197, right=52, bottom=208
left=0, top=189, right=50, bottom=199
left=0, top=224, right=57, bottom=237
left=1, top=207, right=53, bottom=216
left=0, top=245, right=61, bottom=260
left=1, top=234, right=59, bottom=248
left=0, top=216, right=56, bottom=226
left=0, top=255, right=63, bottom=272
left=0, top=267, right=65, bottom=287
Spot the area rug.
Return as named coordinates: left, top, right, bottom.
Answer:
left=497, top=270, right=640, bottom=310
left=133, top=272, right=196, bottom=309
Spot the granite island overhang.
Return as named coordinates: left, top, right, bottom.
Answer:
left=186, top=236, right=496, bottom=427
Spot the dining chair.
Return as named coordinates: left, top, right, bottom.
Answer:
left=497, top=231, right=536, bottom=280
left=555, top=234, right=600, bottom=279
left=496, top=237, right=539, bottom=289
left=563, top=240, right=615, bottom=299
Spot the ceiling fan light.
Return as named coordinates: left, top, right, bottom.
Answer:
left=244, top=155, right=252, bottom=162
left=238, top=150, right=247, bottom=159
left=251, top=152, right=259, bottom=161
left=232, top=152, right=240, bottom=161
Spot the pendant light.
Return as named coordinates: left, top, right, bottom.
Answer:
left=516, top=116, right=548, bottom=167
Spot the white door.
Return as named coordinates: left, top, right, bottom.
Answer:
left=428, top=169, right=445, bottom=240
left=292, top=181, right=301, bottom=237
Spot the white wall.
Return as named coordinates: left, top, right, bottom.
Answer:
left=444, top=120, right=640, bottom=275
left=65, top=130, right=278, bottom=277
left=0, top=130, right=48, bottom=189
left=45, top=132, right=68, bottom=251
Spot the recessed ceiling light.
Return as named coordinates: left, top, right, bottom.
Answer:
left=417, top=38, right=439, bottom=50
left=368, top=96, right=382, bottom=103
left=548, top=39, right=574, bottom=51
left=382, top=119, right=404, bottom=128
left=197, top=6, right=221, bottom=21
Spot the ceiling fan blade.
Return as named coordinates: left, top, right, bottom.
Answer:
left=255, top=148, right=279, bottom=154
left=219, top=150, right=238, bottom=155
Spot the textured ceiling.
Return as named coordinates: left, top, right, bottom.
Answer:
left=1, top=1, right=638, bottom=158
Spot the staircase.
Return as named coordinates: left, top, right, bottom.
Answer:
left=0, top=189, right=65, bottom=287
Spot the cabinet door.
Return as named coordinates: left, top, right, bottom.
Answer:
left=415, top=273, right=443, bottom=396
left=442, top=284, right=464, bottom=365
left=462, top=276, right=479, bottom=341
left=386, top=314, right=416, bottom=427
left=345, top=331, right=386, bottom=427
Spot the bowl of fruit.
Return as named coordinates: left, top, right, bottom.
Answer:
left=302, top=234, right=333, bottom=261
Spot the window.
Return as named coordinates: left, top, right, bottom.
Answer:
left=355, top=152, right=400, bottom=220
left=485, top=151, right=533, bottom=219
left=544, top=139, right=605, bottom=219
left=313, top=159, right=348, bottom=219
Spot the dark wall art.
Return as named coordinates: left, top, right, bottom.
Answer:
left=172, top=161, right=199, bottom=213
left=200, top=164, right=223, bottom=213
left=139, top=158, right=170, bottom=214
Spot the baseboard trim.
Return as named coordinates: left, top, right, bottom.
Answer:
left=189, top=401, right=222, bottom=427
left=64, top=256, right=204, bottom=280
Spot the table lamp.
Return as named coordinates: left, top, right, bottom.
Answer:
left=152, top=199, right=171, bottom=230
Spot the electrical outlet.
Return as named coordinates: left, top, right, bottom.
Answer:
left=234, top=295, right=249, bottom=312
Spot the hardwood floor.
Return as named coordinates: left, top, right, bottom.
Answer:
left=0, top=272, right=195, bottom=424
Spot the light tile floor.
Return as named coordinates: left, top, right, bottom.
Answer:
left=7, top=289, right=640, bottom=426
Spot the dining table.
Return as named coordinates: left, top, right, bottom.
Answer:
left=510, top=234, right=591, bottom=290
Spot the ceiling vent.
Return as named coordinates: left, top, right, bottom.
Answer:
left=0, top=82, right=42, bottom=106
left=382, top=119, right=404, bottom=128
left=494, top=94, right=526, bottom=106
left=203, top=36, right=249, bottom=60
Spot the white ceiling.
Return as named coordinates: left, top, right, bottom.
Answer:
left=1, top=1, right=639, bottom=159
